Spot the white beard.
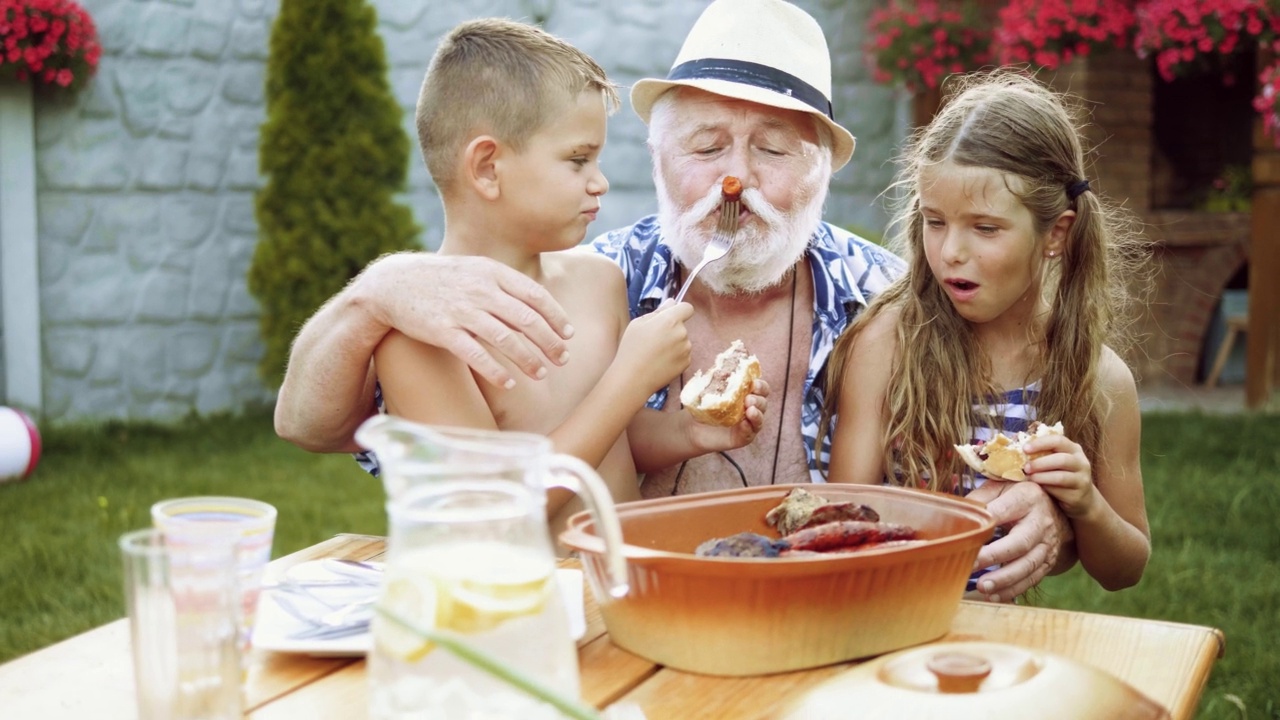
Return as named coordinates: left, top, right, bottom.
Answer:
left=655, top=162, right=830, bottom=296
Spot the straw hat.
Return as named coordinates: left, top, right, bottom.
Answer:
left=630, top=0, right=856, bottom=171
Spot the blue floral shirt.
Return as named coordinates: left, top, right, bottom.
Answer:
left=356, top=215, right=904, bottom=479
left=591, top=215, right=905, bottom=482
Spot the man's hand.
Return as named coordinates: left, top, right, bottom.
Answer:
left=966, top=479, right=1076, bottom=603
left=685, top=378, right=770, bottom=453
left=361, top=252, right=575, bottom=389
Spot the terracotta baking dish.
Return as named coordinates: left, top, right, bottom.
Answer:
left=559, top=484, right=995, bottom=676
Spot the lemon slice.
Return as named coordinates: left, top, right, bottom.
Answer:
left=375, top=544, right=555, bottom=650
left=429, top=543, right=554, bottom=635
left=372, top=573, right=438, bottom=662
left=440, top=572, right=551, bottom=634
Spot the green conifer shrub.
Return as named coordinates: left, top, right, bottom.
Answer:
left=250, top=0, right=420, bottom=387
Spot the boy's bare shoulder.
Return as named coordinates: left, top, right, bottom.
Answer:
left=544, top=249, right=624, bottom=291
left=551, top=248, right=623, bottom=274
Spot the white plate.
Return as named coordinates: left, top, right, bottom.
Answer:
left=252, top=561, right=586, bottom=657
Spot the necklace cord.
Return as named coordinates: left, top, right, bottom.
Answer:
left=670, top=266, right=799, bottom=494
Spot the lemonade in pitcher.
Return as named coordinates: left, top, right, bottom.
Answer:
left=368, top=483, right=580, bottom=720
left=356, top=418, right=630, bottom=720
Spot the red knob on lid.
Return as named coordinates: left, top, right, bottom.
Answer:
left=927, top=652, right=993, bottom=694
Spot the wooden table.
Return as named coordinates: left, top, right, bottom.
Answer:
left=0, top=534, right=1225, bottom=719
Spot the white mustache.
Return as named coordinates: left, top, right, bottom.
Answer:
left=686, top=182, right=786, bottom=236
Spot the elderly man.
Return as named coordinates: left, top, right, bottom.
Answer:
left=273, top=0, right=1074, bottom=601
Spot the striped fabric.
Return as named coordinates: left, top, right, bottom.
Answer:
left=970, top=384, right=1040, bottom=440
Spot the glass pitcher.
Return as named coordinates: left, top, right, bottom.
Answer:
left=355, top=415, right=629, bottom=719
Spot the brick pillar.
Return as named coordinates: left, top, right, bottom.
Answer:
left=1048, top=47, right=1154, bottom=214
left=1249, top=53, right=1280, bottom=407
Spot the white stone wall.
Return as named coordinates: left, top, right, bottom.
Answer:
left=23, top=0, right=906, bottom=423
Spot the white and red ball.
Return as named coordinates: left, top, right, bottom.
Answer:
left=0, top=407, right=40, bottom=483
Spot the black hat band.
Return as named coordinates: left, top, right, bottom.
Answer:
left=665, top=58, right=833, bottom=120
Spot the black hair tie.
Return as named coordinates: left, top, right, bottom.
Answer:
left=1067, top=178, right=1091, bottom=200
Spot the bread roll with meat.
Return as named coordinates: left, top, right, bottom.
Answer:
left=954, top=421, right=1064, bottom=481
left=680, top=340, right=761, bottom=427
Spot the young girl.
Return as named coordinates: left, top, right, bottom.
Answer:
left=820, top=71, right=1151, bottom=594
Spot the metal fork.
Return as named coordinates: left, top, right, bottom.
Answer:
left=271, top=592, right=327, bottom=626
left=272, top=592, right=375, bottom=640
left=288, top=622, right=370, bottom=641
left=272, top=590, right=376, bottom=626
left=674, top=197, right=740, bottom=303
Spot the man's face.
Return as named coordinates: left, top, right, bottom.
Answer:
left=651, top=88, right=832, bottom=295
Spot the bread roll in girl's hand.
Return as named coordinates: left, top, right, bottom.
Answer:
left=681, top=340, right=761, bottom=427
left=954, top=421, right=1064, bottom=481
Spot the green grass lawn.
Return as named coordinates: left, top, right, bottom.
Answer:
left=0, top=411, right=386, bottom=664
left=0, top=410, right=1276, bottom=719
left=1038, top=412, right=1280, bottom=720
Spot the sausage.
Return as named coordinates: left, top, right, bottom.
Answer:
left=781, top=520, right=918, bottom=553
left=722, top=175, right=742, bottom=201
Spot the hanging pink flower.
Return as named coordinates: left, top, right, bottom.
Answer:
left=0, top=0, right=100, bottom=93
left=1134, top=0, right=1279, bottom=81
left=1253, top=62, right=1280, bottom=146
left=865, top=1, right=993, bottom=93
left=993, top=0, right=1136, bottom=70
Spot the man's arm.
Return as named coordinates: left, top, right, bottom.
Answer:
left=273, top=284, right=384, bottom=453
left=274, top=252, right=575, bottom=452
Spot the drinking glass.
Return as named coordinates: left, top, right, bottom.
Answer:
left=120, top=528, right=242, bottom=720
left=151, top=496, right=277, bottom=657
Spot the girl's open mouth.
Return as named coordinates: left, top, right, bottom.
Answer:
left=944, top=278, right=980, bottom=302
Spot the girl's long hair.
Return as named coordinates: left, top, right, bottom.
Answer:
left=819, top=70, right=1148, bottom=492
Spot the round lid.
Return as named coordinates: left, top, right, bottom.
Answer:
left=778, top=641, right=1171, bottom=720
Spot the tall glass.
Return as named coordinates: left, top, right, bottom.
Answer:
left=150, top=496, right=277, bottom=660
left=120, top=528, right=242, bottom=720
left=368, top=481, right=578, bottom=719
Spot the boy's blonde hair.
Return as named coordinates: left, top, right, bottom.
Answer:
left=820, top=69, right=1149, bottom=492
left=416, top=18, right=619, bottom=193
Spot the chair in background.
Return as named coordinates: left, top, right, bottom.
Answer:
left=1205, top=311, right=1249, bottom=388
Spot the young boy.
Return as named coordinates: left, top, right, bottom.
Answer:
left=374, top=19, right=747, bottom=531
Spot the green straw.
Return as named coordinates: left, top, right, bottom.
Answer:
left=375, top=606, right=603, bottom=720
